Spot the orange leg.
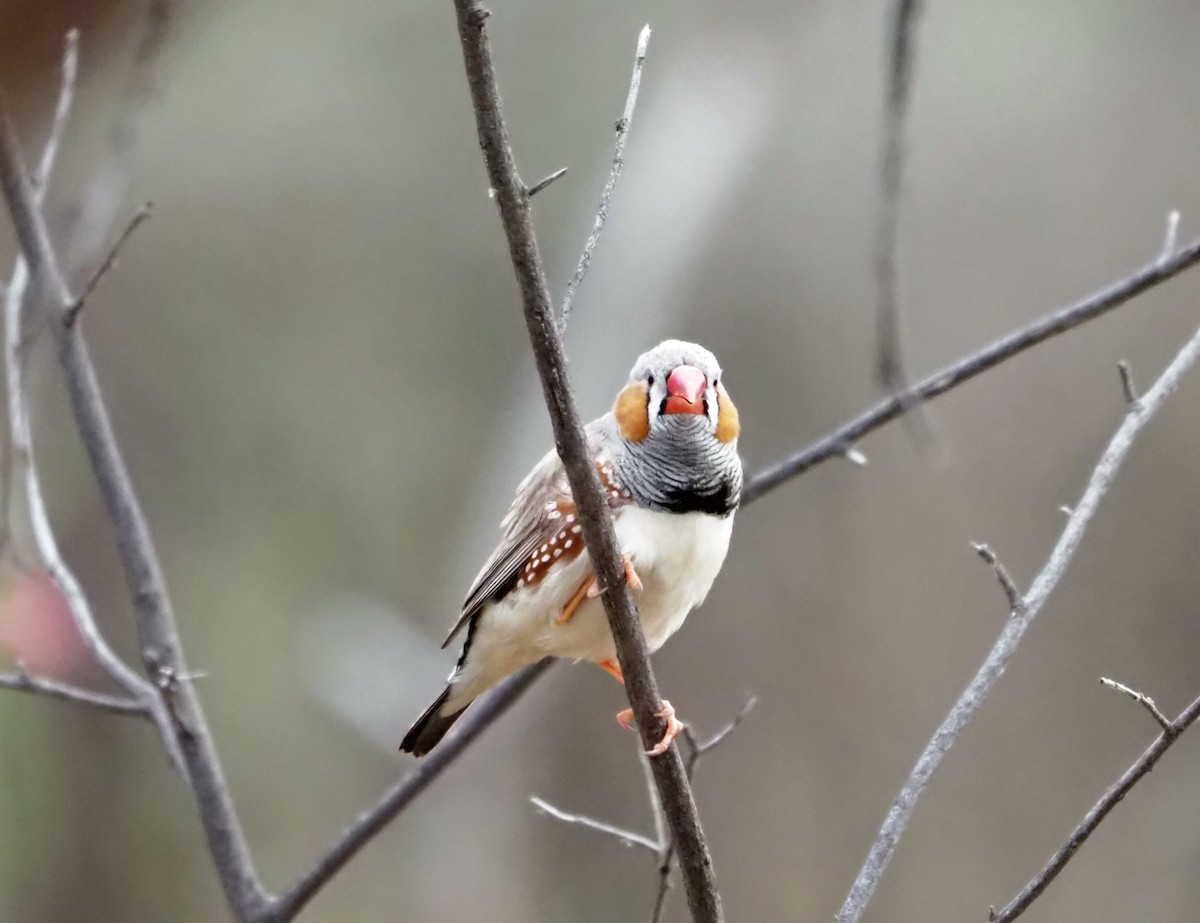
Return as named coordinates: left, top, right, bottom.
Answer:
left=615, top=700, right=685, bottom=757
left=556, top=575, right=596, bottom=625
left=598, top=659, right=624, bottom=683
left=558, top=554, right=642, bottom=625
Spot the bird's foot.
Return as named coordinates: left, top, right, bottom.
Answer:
left=599, top=658, right=624, bottom=683
left=615, top=699, right=684, bottom=757
left=559, top=555, right=641, bottom=626
left=585, top=554, right=642, bottom=599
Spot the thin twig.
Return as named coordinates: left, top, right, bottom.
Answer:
left=0, top=100, right=270, bottom=922
left=558, top=24, right=650, bottom=332
left=64, top=0, right=174, bottom=272
left=0, top=667, right=148, bottom=716
left=991, top=690, right=1200, bottom=923
left=651, top=697, right=756, bottom=923
left=1117, top=360, right=1138, bottom=404
left=874, top=0, right=935, bottom=447
left=452, top=6, right=723, bottom=922
left=1099, top=677, right=1172, bottom=732
left=743, top=229, right=1200, bottom=504
left=1157, top=209, right=1180, bottom=266
left=527, top=166, right=568, bottom=197
left=66, top=200, right=153, bottom=325
left=33, top=29, right=79, bottom=192
left=970, top=543, right=1025, bottom=616
left=834, top=319, right=1200, bottom=923
left=530, top=796, right=662, bottom=855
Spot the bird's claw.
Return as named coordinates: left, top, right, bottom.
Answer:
left=615, top=700, right=684, bottom=757
left=585, top=553, right=642, bottom=599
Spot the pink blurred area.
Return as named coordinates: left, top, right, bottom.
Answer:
left=0, top=572, right=90, bottom=677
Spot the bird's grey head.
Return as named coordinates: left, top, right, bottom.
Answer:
left=608, top=339, right=742, bottom=515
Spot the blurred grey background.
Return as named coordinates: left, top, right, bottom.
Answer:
left=2, top=1, right=1200, bottom=921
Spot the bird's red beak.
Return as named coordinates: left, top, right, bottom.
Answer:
left=662, top=365, right=707, bottom=415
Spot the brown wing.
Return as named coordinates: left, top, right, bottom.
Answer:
left=441, top=419, right=632, bottom=648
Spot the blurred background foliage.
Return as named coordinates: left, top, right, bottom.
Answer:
left=2, top=1, right=1200, bottom=921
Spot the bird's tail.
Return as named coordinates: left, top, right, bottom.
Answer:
left=400, top=685, right=468, bottom=757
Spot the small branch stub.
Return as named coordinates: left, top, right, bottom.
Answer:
left=971, top=542, right=1025, bottom=616
left=527, top=166, right=568, bottom=197
left=1117, top=360, right=1139, bottom=405
left=1100, top=677, right=1174, bottom=733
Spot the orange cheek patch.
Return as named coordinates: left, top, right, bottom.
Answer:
left=614, top=382, right=651, bottom=442
left=715, top=384, right=740, bottom=443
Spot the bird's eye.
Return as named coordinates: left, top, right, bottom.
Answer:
left=647, top=374, right=655, bottom=387
left=713, top=378, right=719, bottom=387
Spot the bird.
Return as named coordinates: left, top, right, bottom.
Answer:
left=400, top=339, right=742, bottom=758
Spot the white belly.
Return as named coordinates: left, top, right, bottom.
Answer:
left=450, top=508, right=733, bottom=710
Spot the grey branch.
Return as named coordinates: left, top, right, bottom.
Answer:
left=269, top=661, right=550, bottom=921
left=558, top=24, right=651, bottom=332
left=67, top=200, right=153, bottom=325
left=1116, top=359, right=1139, bottom=404
left=452, top=6, right=722, bottom=920
left=834, top=318, right=1200, bottom=923
left=530, top=796, right=662, bottom=855
left=0, top=84, right=270, bottom=923
left=1099, top=677, right=1173, bottom=732
left=0, top=667, right=148, bottom=717
left=650, top=697, right=756, bottom=923
left=0, top=30, right=185, bottom=774
left=991, top=688, right=1200, bottom=922
left=970, top=543, right=1025, bottom=616
left=527, top=166, right=568, bottom=197
left=743, top=227, right=1200, bottom=504
left=874, top=0, right=935, bottom=446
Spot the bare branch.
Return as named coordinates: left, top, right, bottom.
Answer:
left=1100, top=677, right=1172, bottom=732
left=1158, top=209, right=1181, bottom=266
left=66, top=200, right=153, bottom=325
left=33, top=29, right=79, bottom=191
left=0, top=666, right=147, bottom=717
left=558, top=24, right=651, bottom=332
left=744, top=229, right=1200, bottom=504
left=1116, top=359, right=1139, bottom=405
left=270, top=661, right=549, bottom=921
left=991, top=690, right=1200, bottom=923
left=834, top=319, right=1200, bottom=923
left=64, top=0, right=174, bottom=271
left=0, top=97, right=269, bottom=921
left=451, top=6, right=723, bottom=921
left=527, top=166, right=568, bottom=197
left=530, top=796, right=662, bottom=855
left=0, top=31, right=185, bottom=776
left=652, top=697, right=756, bottom=923
left=970, top=543, right=1025, bottom=616
left=874, top=0, right=936, bottom=447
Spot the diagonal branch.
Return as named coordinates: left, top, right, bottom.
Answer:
left=530, top=796, right=662, bottom=855
left=451, top=5, right=723, bottom=921
left=0, top=666, right=148, bottom=716
left=268, top=660, right=549, bottom=921
left=0, top=98, right=270, bottom=921
left=991, top=687, right=1200, bottom=923
left=744, top=227, right=1200, bottom=504
left=834, top=317, right=1200, bottom=923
